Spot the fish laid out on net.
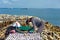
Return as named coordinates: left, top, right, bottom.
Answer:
left=5, top=33, right=43, bottom=40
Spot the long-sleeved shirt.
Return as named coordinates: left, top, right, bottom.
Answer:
left=31, top=17, right=45, bottom=33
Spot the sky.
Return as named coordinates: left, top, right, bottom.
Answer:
left=0, top=0, right=60, bottom=8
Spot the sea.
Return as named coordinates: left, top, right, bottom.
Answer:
left=0, top=8, right=60, bottom=26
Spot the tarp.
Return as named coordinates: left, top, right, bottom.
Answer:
left=17, top=25, right=34, bottom=32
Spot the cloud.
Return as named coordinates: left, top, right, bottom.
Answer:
left=11, top=0, right=18, bottom=1
left=0, top=0, right=21, bottom=8
left=1, top=0, right=18, bottom=4
left=3, top=0, right=8, bottom=3
left=1, top=0, right=12, bottom=4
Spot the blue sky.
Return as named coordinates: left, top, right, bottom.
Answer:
left=0, top=0, right=60, bottom=8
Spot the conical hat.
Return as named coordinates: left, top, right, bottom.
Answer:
left=20, top=16, right=26, bottom=20
left=27, top=16, right=33, bottom=18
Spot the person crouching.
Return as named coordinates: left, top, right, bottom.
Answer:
left=26, top=17, right=45, bottom=33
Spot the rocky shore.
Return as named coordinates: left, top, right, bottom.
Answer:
left=0, top=14, right=60, bottom=40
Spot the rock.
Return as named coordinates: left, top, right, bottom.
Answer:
left=0, top=14, right=60, bottom=40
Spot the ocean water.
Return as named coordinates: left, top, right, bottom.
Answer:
left=0, top=8, right=60, bottom=26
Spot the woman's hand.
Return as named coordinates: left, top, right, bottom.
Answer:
left=34, top=26, right=38, bottom=32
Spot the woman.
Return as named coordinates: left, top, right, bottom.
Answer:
left=26, top=17, right=45, bottom=33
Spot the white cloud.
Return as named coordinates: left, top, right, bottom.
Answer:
left=1, top=0, right=12, bottom=4
left=1, top=0, right=19, bottom=4
left=11, top=0, right=18, bottom=1
left=3, top=0, right=9, bottom=4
